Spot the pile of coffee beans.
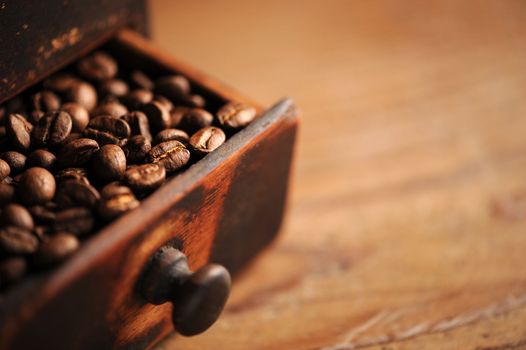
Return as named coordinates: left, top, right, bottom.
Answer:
left=0, top=50, right=257, bottom=292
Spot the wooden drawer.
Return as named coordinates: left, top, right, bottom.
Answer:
left=0, top=29, right=298, bottom=350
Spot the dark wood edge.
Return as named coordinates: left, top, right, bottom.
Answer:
left=114, top=29, right=263, bottom=111
left=0, top=97, right=298, bottom=333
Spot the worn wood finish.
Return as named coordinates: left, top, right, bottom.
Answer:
left=0, top=31, right=298, bottom=350
left=149, top=1, right=526, bottom=349
left=0, top=0, right=148, bottom=104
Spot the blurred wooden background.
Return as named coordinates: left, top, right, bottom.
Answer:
left=150, top=1, right=526, bottom=349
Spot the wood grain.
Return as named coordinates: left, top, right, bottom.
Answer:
left=150, top=1, right=526, bottom=349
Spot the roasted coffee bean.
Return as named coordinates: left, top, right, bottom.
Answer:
left=58, top=138, right=99, bottom=168
left=0, top=226, right=38, bottom=254
left=154, top=75, right=190, bottom=103
left=0, top=126, right=8, bottom=150
left=65, top=81, right=97, bottom=111
left=125, top=163, right=166, bottom=194
left=91, top=100, right=128, bottom=119
left=97, top=183, right=139, bottom=221
left=84, top=115, right=131, bottom=145
left=123, top=135, right=151, bottom=164
left=147, top=140, right=190, bottom=173
left=28, top=205, right=56, bottom=225
left=189, top=127, right=226, bottom=155
left=217, top=102, right=257, bottom=129
left=92, top=144, right=126, bottom=182
left=189, top=94, right=206, bottom=108
left=141, top=101, right=171, bottom=133
left=26, top=149, right=57, bottom=170
left=33, top=225, right=50, bottom=239
left=0, top=184, right=14, bottom=207
left=154, top=95, right=174, bottom=112
left=61, top=102, right=89, bottom=132
left=130, top=70, right=154, bottom=90
left=98, top=79, right=129, bottom=98
left=55, top=179, right=100, bottom=208
left=55, top=168, right=89, bottom=185
left=17, top=167, right=56, bottom=205
left=62, top=132, right=83, bottom=144
left=0, top=159, right=10, bottom=181
left=0, top=204, right=34, bottom=231
left=121, top=111, right=152, bottom=141
left=0, top=257, right=27, bottom=287
left=28, top=110, right=45, bottom=124
left=154, top=128, right=189, bottom=145
left=43, top=74, right=78, bottom=92
left=32, top=111, right=72, bottom=147
left=170, top=107, right=189, bottom=128
left=6, top=114, right=32, bottom=151
left=78, top=51, right=117, bottom=81
left=121, top=89, right=153, bottom=110
left=1, top=151, right=26, bottom=175
left=178, top=108, right=214, bottom=134
left=33, top=233, right=79, bottom=267
left=31, top=90, right=61, bottom=112
left=53, top=207, right=94, bottom=236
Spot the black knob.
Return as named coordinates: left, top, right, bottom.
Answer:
left=141, top=246, right=231, bottom=336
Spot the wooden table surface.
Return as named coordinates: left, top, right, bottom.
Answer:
left=150, top=1, right=526, bottom=349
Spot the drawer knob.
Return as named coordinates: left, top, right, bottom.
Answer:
left=141, top=246, right=231, bottom=336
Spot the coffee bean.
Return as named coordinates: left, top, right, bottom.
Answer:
left=33, top=233, right=79, bottom=267
left=154, top=75, right=190, bottom=103
left=0, top=184, right=14, bottom=207
left=32, top=111, right=72, bottom=147
left=121, top=111, right=152, bottom=141
left=0, top=257, right=27, bottom=286
left=1, top=151, right=26, bottom=175
left=62, top=132, right=83, bottom=144
left=6, top=114, right=32, bottom=151
left=33, top=225, right=50, bottom=239
left=141, top=101, right=171, bottom=133
left=121, top=89, right=153, bottom=110
left=147, top=140, right=190, bottom=173
left=154, top=95, right=174, bottom=112
left=97, top=183, right=139, bottom=220
left=17, top=167, right=56, bottom=205
left=60, top=102, right=89, bottom=132
left=217, top=102, right=257, bottom=129
left=189, top=127, right=226, bottom=155
left=53, top=207, right=94, bottom=236
left=154, top=128, right=189, bottom=145
left=65, top=81, right=98, bottom=111
left=92, top=144, right=126, bottom=182
left=0, top=226, right=38, bottom=254
left=0, top=159, right=10, bottom=181
left=26, top=149, right=57, bottom=170
left=91, top=100, right=129, bottom=119
left=125, top=163, right=166, bottom=194
left=58, top=138, right=99, bottom=168
left=98, top=79, right=129, bottom=98
left=123, top=135, right=151, bottom=164
left=0, top=204, right=34, bottom=231
left=55, top=179, right=100, bottom=208
left=28, top=205, right=56, bottom=225
left=55, top=168, right=89, bottom=185
left=84, top=115, right=131, bottom=145
left=43, top=74, right=78, bottom=92
left=31, top=90, right=61, bottom=112
left=0, top=126, right=8, bottom=150
left=130, top=70, right=154, bottom=90
left=28, top=110, right=45, bottom=124
left=78, top=51, right=118, bottom=81
left=170, top=107, right=189, bottom=128
left=178, top=108, right=214, bottom=134
left=189, top=94, right=206, bottom=108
